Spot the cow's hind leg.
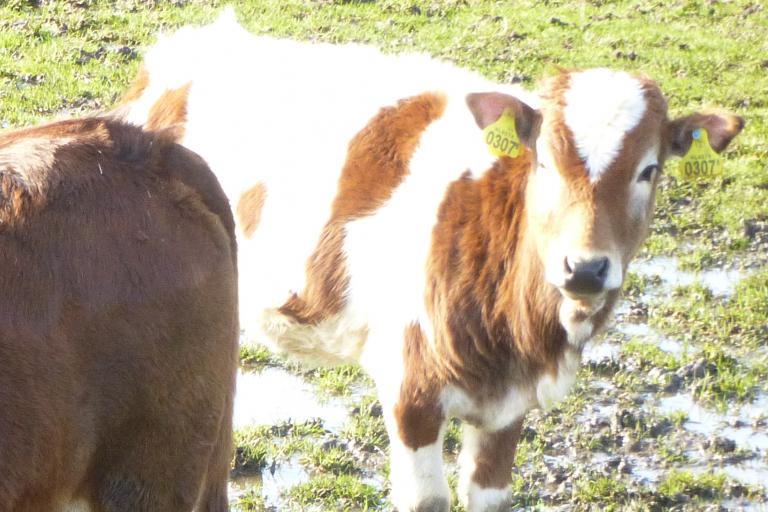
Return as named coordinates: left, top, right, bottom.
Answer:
left=197, top=389, right=235, bottom=512
left=385, top=399, right=449, bottom=512
left=91, top=415, right=218, bottom=512
left=457, top=418, right=524, bottom=512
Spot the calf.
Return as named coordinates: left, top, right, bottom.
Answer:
left=116, top=12, right=744, bottom=512
left=0, top=117, right=238, bottom=511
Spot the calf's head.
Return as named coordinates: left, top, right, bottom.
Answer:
left=468, top=69, right=743, bottom=328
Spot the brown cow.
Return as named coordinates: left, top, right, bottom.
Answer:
left=115, top=12, right=744, bottom=512
left=0, top=117, right=238, bottom=512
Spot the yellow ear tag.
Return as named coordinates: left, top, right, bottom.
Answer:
left=677, top=128, right=724, bottom=182
left=483, top=108, right=521, bottom=158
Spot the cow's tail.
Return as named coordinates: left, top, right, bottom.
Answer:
left=252, top=306, right=368, bottom=368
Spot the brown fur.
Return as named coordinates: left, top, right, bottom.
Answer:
left=0, top=117, right=238, bottom=512
left=279, top=92, right=446, bottom=324
left=236, top=182, right=267, bottom=239
left=119, top=67, right=150, bottom=104
left=425, top=151, right=565, bottom=400
left=667, top=109, right=745, bottom=156
left=395, top=323, right=446, bottom=449
left=146, top=83, right=191, bottom=137
left=471, top=419, right=524, bottom=489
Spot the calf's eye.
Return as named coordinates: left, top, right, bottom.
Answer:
left=638, top=164, right=658, bottom=183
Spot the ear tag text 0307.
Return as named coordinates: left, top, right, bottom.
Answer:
left=483, top=108, right=521, bottom=158
left=677, top=128, right=724, bottom=182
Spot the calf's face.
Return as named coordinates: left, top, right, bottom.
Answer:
left=526, top=70, right=743, bottom=314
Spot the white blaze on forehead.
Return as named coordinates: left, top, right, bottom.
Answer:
left=563, top=69, right=647, bottom=182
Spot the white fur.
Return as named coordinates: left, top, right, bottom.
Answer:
left=457, top=425, right=512, bottom=511
left=528, top=154, right=566, bottom=220
left=344, top=99, right=498, bottom=366
left=536, top=347, right=582, bottom=409
left=464, top=483, right=511, bottom=512
left=131, top=11, right=536, bottom=356
left=563, top=69, right=647, bottom=182
left=442, top=385, right=532, bottom=432
left=559, top=299, right=596, bottom=346
left=457, top=423, right=481, bottom=507
left=259, top=307, right=368, bottom=365
left=385, top=413, right=449, bottom=511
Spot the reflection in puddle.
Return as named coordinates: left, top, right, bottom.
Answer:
left=583, top=339, right=621, bottom=363
left=230, top=368, right=351, bottom=508
left=261, top=457, right=310, bottom=505
left=229, top=455, right=310, bottom=509
left=658, top=394, right=768, bottom=452
left=723, top=459, right=768, bottom=490
left=616, top=322, right=686, bottom=355
left=656, top=393, right=768, bottom=490
left=631, top=256, right=744, bottom=297
left=233, top=368, right=349, bottom=431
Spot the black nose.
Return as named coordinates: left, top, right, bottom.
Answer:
left=563, top=256, right=609, bottom=295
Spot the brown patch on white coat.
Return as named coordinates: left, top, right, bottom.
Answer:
left=276, top=92, right=446, bottom=330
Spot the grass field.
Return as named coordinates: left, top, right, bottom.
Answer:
left=1, top=1, right=767, bottom=510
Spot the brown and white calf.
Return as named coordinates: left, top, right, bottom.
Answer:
left=0, top=117, right=238, bottom=511
left=116, top=12, right=744, bottom=512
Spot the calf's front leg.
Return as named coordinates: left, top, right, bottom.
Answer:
left=385, top=396, right=450, bottom=512
left=457, top=417, right=525, bottom=512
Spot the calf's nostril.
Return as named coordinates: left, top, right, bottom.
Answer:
left=561, top=256, right=611, bottom=294
left=596, top=257, right=609, bottom=280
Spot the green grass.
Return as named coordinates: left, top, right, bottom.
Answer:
left=342, top=394, right=389, bottom=453
left=300, top=443, right=360, bottom=475
left=286, top=474, right=384, bottom=511
left=573, top=475, right=629, bottom=508
left=657, top=470, right=727, bottom=500
left=239, top=343, right=282, bottom=370
left=648, top=272, right=768, bottom=406
left=621, top=337, right=682, bottom=372
left=303, top=365, right=370, bottom=397
left=232, top=419, right=328, bottom=475
left=233, top=488, right=269, bottom=512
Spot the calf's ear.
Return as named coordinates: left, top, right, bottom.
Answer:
left=666, top=110, right=745, bottom=156
left=466, top=92, right=541, bottom=149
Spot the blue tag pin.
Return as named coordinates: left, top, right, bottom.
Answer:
left=692, top=128, right=702, bottom=140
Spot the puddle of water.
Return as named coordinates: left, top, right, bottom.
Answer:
left=229, top=455, right=310, bottom=508
left=615, top=322, right=686, bottom=355
left=723, top=458, right=768, bottom=490
left=631, top=466, right=661, bottom=484
left=234, top=368, right=349, bottom=432
left=590, top=380, right=616, bottom=392
left=583, top=339, right=621, bottom=363
left=630, top=256, right=743, bottom=297
left=657, top=393, right=768, bottom=453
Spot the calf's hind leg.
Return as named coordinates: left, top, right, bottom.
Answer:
left=457, top=418, right=524, bottom=512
